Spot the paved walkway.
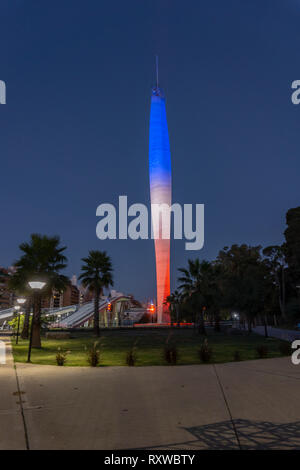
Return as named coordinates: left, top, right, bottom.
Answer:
left=0, top=336, right=27, bottom=449
left=2, top=336, right=300, bottom=449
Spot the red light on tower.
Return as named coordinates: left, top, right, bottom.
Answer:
left=107, top=302, right=112, bottom=312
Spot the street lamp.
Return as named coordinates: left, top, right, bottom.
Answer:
left=14, top=306, right=20, bottom=344
left=27, top=280, right=46, bottom=363
left=15, top=298, right=26, bottom=345
left=28, top=281, right=46, bottom=290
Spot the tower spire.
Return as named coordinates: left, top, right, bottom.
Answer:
left=155, top=55, right=159, bottom=89
left=149, top=58, right=171, bottom=323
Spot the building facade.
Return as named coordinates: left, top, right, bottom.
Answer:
left=42, top=284, right=80, bottom=309
left=0, top=267, right=14, bottom=309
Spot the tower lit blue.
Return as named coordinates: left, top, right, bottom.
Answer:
left=149, top=58, right=172, bottom=323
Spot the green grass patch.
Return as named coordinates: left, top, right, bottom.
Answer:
left=11, top=328, right=289, bottom=367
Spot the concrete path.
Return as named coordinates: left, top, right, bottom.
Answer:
left=2, top=337, right=300, bottom=450
left=0, top=336, right=27, bottom=449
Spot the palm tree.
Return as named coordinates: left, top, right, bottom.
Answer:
left=10, top=234, right=68, bottom=348
left=165, top=290, right=182, bottom=326
left=79, top=250, right=113, bottom=336
left=178, top=259, right=212, bottom=335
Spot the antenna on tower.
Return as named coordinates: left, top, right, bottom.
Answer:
left=155, top=55, right=159, bottom=89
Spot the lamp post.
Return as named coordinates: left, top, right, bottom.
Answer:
left=15, top=298, right=26, bottom=345
left=13, top=306, right=20, bottom=343
left=27, top=281, right=46, bottom=363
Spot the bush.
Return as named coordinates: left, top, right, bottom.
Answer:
left=278, top=341, right=291, bottom=356
left=86, top=341, right=101, bottom=367
left=199, top=339, right=213, bottom=363
left=256, top=345, right=268, bottom=359
left=233, top=350, right=241, bottom=361
left=56, top=348, right=69, bottom=366
left=163, top=333, right=178, bottom=365
left=126, top=342, right=138, bottom=366
left=163, top=344, right=178, bottom=365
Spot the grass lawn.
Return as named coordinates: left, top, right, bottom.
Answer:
left=11, top=328, right=290, bottom=367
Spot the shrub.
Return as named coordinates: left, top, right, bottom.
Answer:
left=278, top=341, right=291, bottom=356
left=256, top=345, right=268, bottom=359
left=86, top=341, right=101, bottom=367
left=163, top=333, right=178, bottom=365
left=233, top=350, right=241, bottom=362
left=199, top=339, right=213, bottom=363
left=126, top=341, right=138, bottom=366
left=56, top=348, right=69, bottom=366
left=163, top=344, right=178, bottom=365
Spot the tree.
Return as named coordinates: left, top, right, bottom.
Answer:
left=262, top=245, right=287, bottom=321
left=284, top=207, right=300, bottom=282
left=178, top=259, right=213, bottom=335
left=79, top=250, right=113, bottom=336
left=208, top=263, right=225, bottom=332
left=216, top=245, right=268, bottom=333
left=178, top=259, right=225, bottom=334
left=165, top=290, right=182, bottom=326
left=10, top=234, right=68, bottom=348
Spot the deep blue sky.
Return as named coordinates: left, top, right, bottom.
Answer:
left=1, top=0, right=300, bottom=301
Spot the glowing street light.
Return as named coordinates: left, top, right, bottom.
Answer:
left=28, top=281, right=46, bottom=290
left=148, top=302, right=156, bottom=323
left=15, top=298, right=27, bottom=344
left=14, top=305, right=21, bottom=345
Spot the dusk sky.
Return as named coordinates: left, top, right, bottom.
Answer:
left=1, top=0, right=300, bottom=301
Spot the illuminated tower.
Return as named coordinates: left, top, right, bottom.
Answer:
left=149, top=57, right=171, bottom=323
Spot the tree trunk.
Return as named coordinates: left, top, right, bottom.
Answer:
left=31, top=296, right=42, bottom=348
left=21, top=301, right=31, bottom=339
left=193, top=311, right=197, bottom=329
left=176, top=305, right=180, bottom=327
left=94, top=289, right=100, bottom=336
left=281, top=267, right=286, bottom=319
left=277, top=268, right=286, bottom=320
left=264, top=316, right=268, bottom=338
left=198, top=310, right=206, bottom=335
left=247, top=316, right=252, bottom=333
left=214, top=313, right=220, bottom=332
